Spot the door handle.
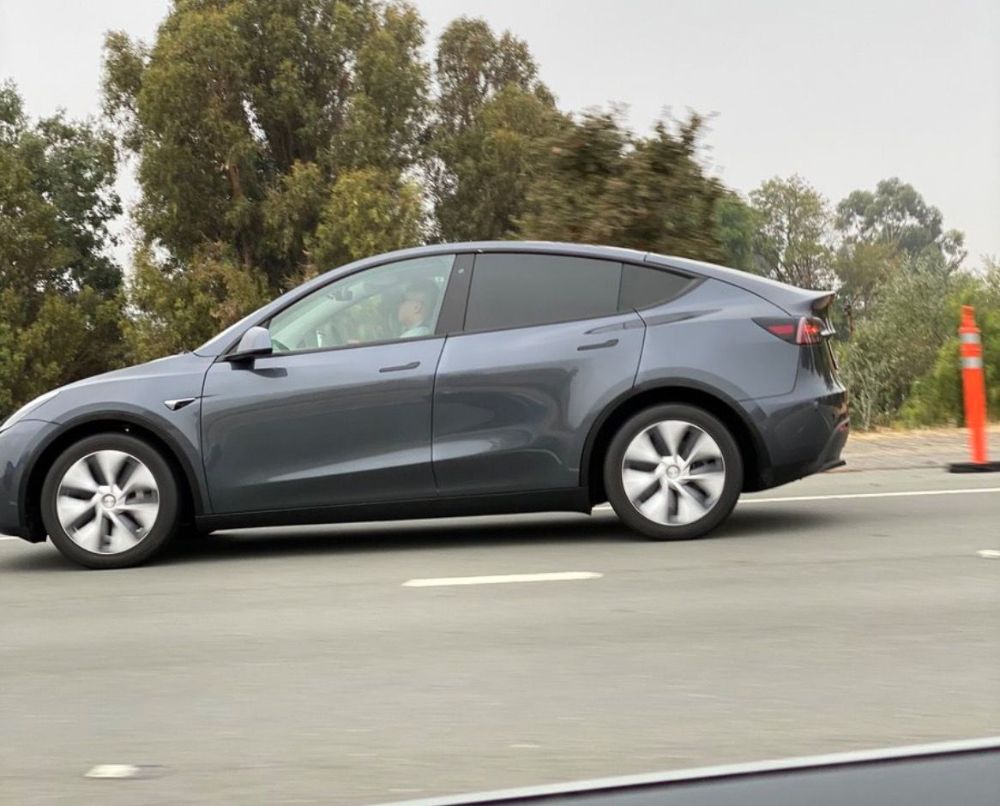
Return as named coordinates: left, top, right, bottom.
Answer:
left=577, top=338, right=619, bottom=351
left=379, top=360, right=421, bottom=373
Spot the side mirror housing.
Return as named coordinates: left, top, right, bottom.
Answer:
left=225, top=326, right=273, bottom=362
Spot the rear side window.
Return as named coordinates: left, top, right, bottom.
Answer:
left=465, top=254, right=623, bottom=331
left=618, top=264, right=694, bottom=310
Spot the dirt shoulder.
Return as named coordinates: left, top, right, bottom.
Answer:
left=841, top=424, right=1000, bottom=472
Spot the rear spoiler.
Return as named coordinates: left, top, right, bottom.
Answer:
left=795, top=290, right=836, bottom=316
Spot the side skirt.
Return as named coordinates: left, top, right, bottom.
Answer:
left=194, top=488, right=592, bottom=533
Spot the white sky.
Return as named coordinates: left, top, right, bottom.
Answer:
left=1, top=0, right=997, bottom=267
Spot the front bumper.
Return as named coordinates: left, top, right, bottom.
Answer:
left=0, top=419, right=57, bottom=540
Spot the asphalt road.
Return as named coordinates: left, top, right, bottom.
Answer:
left=2, top=467, right=999, bottom=805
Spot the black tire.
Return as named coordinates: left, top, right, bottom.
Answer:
left=40, top=433, right=180, bottom=569
left=603, top=404, right=743, bottom=541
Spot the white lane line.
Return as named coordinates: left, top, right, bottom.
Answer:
left=84, top=764, right=140, bottom=779
left=739, top=487, right=1000, bottom=504
left=592, top=486, right=1000, bottom=511
left=977, top=549, right=1000, bottom=559
left=403, top=571, right=602, bottom=588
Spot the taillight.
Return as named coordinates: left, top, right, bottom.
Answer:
left=755, top=316, right=829, bottom=345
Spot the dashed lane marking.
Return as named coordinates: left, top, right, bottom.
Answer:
left=403, top=571, right=603, bottom=587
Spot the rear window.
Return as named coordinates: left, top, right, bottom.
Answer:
left=465, top=254, right=623, bottom=331
left=618, top=264, right=694, bottom=310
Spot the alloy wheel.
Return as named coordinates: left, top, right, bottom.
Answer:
left=55, top=450, right=161, bottom=554
left=620, top=419, right=727, bottom=526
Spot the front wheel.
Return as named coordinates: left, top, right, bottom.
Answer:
left=40, top=433, right=180, bottom=569
left=604, top=404, right=743, bottom=541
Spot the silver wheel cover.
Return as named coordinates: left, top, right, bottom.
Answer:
left=621, top=420, right=727, bottom=526
left=55, top=450, right=160, bottom=554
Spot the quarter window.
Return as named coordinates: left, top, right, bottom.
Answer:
left=464, top=254, right=623, bottom=331
left=618, top=264, right=694, bottom=310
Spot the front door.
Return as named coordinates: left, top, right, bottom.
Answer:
left=201, top=254, right=455, bottom=515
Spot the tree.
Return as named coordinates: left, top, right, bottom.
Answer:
left=0, top=82, right=125, bottom=419
left=125, top=244, right=269, bottom=363
left=835, top=177, right=965, bottom=270
left=837, top=253, right=955, bottom=429
left=748, top=175, right=832, bottom=289
left=902, top=256, right=1000, bottom=426
left=516, top=111, right=726, bottom=262
left=309, top=167, right=425, bottom=268
left=713, top=192, right=759, bottom=272
left=429, top=17, right=559, bottom=242
left=831, top=239, right=902, bottom=333
left=102, top=0, right=430, bottom=290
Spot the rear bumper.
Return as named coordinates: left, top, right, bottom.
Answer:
left=767, top=414, right=849, bottom=487
left=745, top=383, right=850, bottom=491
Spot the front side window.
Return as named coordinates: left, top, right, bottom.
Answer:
left=268, top=255, right=454, bottom=353
left=464, top=254, right=623, bottom=331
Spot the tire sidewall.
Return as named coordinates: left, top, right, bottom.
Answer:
left=41, top=433, right=180, bottom=569
left=604, top=404, right=743, bottom=540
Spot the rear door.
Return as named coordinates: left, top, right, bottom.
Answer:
left=432, top=252, right=645, bottom=495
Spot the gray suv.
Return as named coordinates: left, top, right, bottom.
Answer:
left=0, top=242, right=849, bottom=568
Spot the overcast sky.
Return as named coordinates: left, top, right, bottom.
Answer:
left=1, top=0, right=997, bottom=267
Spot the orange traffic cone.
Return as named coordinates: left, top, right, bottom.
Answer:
left=948, top=306, right=1000, bottom=472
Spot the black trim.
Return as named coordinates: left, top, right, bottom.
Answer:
left=218, top=332, right=445, bottom=364
left=194, top=488, right=591, bottom=532
left=435, top=253, right=474, bottom=335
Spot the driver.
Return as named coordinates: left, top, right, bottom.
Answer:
left=397, top=279, right=439, bottom=338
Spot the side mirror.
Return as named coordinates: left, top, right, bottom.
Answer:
left=225, top=326, right=273, bottom=362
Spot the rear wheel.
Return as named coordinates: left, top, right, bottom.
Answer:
left=603, top=404, right=742, bottom=540
left=40, top=433, right=180, bottom=569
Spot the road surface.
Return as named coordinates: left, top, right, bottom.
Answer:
left=1, top=467, right=998, bottom=804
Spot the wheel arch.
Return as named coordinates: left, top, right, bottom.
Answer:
left=581, top=382, right=771, bottom=505
left=21, top=415, right=204, bottom=543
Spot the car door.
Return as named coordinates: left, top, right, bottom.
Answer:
left=432, top=252, right=645, bottom=495
left=200, top=253, right=458, bottom=515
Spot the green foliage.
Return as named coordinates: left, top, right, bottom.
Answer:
left=102, top=0, right=429, bottom=289
left=3, top=4, right=989, bottom=439
left=125, top=244, right=270, bottom=363
left=832, top=240, right=902, bottom=332
left=429, top=18, right=559, bottom=242
left=748, top=175, right=832, bottom=289
left=901, top=260, right=1000, bottom=426
left=516, top=112, right=726, bottom=261
left=836, top=254, right=956, bottom=429
left=0, top=81, right=125, bottom=420
left=836, top=177, right=966, bottom=269
left=310, top=168, right=424, bottom=268
left=713, top=192, right=759, bottom=273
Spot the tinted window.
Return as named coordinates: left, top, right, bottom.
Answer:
left=465, top=254, right=622, bottom=331
left=618, top=264, right=694, bottom=310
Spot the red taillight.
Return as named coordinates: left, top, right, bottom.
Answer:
left=755, top=316, right=829, bottom=345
